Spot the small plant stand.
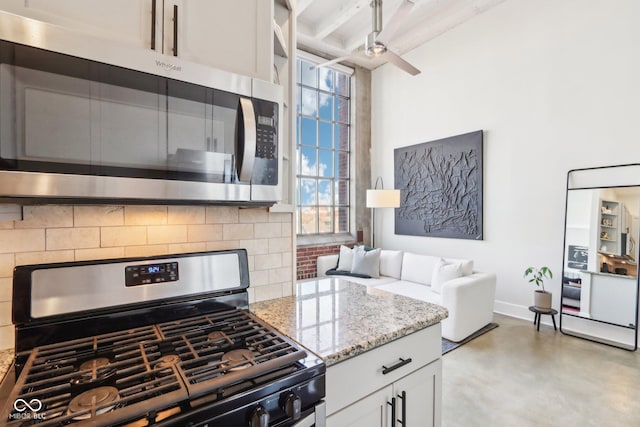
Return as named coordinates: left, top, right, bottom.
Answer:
left=528, top=306, right=558, bottom=331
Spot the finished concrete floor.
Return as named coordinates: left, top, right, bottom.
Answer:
left=442, top=313, right=640, bottom=427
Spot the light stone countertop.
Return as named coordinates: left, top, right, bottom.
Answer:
left=250, top=278, right=448, bottom=366
left=0, top=348, right=14, bottom=383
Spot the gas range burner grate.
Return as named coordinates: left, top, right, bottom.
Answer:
left=157, top=309, right=307, bottom=399
left=3, top=310, right=308, bottom=426
left=4, top=326, right=188, bottom=426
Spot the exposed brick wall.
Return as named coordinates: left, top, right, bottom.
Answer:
left=296, top=242, right=356, bottom=280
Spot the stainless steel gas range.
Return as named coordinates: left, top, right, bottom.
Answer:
left=0, top=250, right=325, bottom=426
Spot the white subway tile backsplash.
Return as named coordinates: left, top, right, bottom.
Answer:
left=187, top=224, right=223, bottom=242
left=15, top=206, right=73, bottom=229
left=101, top=226, right=147, bottom=247
left=124, top=206, right=168, bottom=225
left=0, top=278, right=12, bottom=302
left=239, top=208, right=269, bottom=223
left=124, top=245, right=169, bottom=257
left=168, top=206, right=205, bottom=225
left=75, top=247, right=125, bottom=261
left=240, top=239, right=269, bottom=255
left=46, top=227, right=100, bottom=250
left=74, top=206, right=124, bottom=227
left=0, top=325, right=14, bottom=350
left=0, top=254, right=14, bottom=277
left=255, top=253, right=282, bottom=271
left=15, top=250, right=74, bottom=266
left=268, top=237, right=292, bottom=254
left=206, top=206, right=238, bottom=224
left=254, top=223, right=282, bottom=239
left=0, top=204, right=294, bottom=350
left=250, top=270, right=270, bottom=286
left=147, top=225, right=188, bottom=244
left=223, top=224, right=254, bottom=241
left=0, top=229, right=45, bottom=254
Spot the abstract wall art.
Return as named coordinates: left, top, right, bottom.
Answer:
left=394, top=130, right=483, bottom=240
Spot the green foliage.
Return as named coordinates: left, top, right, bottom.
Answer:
left=523, top=266, right=553, bottom=292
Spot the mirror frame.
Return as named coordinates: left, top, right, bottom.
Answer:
left=560, top=164, right=640, bottom=351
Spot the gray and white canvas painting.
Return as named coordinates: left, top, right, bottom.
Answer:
left=394, top=130, right=483, bottom=240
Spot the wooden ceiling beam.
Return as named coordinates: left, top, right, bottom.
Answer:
left=312, top=0, right=370, bottom=40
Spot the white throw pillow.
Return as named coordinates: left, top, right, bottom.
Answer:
left=400, top=253, right=440, bottom=285
left=379, top=250, right=403, bottom=279
left=431, top=258, right=464, bottom=293
left=337, top=245, right=354, bottom=271
left=351, top=246, right=381, bottom=278
left=445, top=258, right=474, bottom=276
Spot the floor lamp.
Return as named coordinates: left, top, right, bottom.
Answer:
left=366, top=177, right=400, bottom=248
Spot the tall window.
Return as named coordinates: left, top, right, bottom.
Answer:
left=296, top=56, right=352, bottom=235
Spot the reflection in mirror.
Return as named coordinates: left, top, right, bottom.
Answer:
left=561, top=166, right=640, bottom=351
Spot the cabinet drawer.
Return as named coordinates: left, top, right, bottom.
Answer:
left=325, top=323, right=441, bottom=416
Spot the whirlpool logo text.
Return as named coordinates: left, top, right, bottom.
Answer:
left=10, top=398, right=45, bottom=420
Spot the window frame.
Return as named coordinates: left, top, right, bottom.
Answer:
left=295, top=51, right=355, bottom=238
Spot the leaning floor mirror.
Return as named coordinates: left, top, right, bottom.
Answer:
left=561, top=164, right=640, bottom=351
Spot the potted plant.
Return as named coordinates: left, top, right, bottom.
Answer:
left=524, top=266, right=553, bottom=310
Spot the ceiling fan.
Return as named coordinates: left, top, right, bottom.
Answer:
left=318, top=0, right=421, bottom=75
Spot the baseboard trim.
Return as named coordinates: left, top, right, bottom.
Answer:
left=493, top=300, right=557, bottom=327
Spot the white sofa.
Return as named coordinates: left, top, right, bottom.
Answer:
left=316, top=249, right=496, bottom=342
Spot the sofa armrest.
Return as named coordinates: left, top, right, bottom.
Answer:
left=440, top=272, right=497, bottom=342
left=317, top=254, right=339, bottom=277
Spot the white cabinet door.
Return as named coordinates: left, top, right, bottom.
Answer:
left=164, top=0, right=271, bottom=80
left=0, top=0, right=156, bottom=49
left=326, top=386, right=391, bottom=427
left=393, top=360, right=442, bottom=427
left=1, top=1, right=272, bottom=79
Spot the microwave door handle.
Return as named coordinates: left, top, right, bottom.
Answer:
left=151, top=0, right=157, bottom=50
left=237, top=97, right=256, bottom=182
left=172, top=4, right=178, bottom=56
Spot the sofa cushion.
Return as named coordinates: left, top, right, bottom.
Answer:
left=376, top=280, right=443, bottom=305
left=400, top=253, right=440, bottom=285
left=444, top=258, right=474, bottom=276
left=351, top=247, right=381, bottom=278
left=431, top=258, right=464, bottom=293
left=336, top=245, right=354, bottom=271
left=379, top=250, right=403, bottom=279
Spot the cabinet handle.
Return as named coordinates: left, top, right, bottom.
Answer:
left=387, top=397, right=396, bottom=427
left=150, top=0, right=156, bottom=50
left=382, top=357, right=412, bottom=375
left=397, top=391, right=406, bottom=426
left=172, top=4, right=178, bottom=56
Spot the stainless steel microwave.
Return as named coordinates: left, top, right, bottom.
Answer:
left=0, top=11, right=282, bottom=205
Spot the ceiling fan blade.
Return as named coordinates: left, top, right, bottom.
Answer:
left=382, top=51, right=421, bottom=76
left=376, top=0, right=415, bottom=46
left=313, top=55, right=353, bottom=69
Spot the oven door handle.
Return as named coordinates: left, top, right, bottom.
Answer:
left=236, top=97, right=256, bottom=182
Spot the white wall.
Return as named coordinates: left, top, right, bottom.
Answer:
left=371, top=0, right=640, bottom=319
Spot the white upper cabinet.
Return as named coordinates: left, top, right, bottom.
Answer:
left=0, top=0, right=155, bottom=49
left=165, top=0, right=272, bottom=81
left=0, top=0, right=273, bottom=80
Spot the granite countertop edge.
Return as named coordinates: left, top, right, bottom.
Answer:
left=318, top=315, right=447, bottom=366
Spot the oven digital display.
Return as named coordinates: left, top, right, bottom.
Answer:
left=125, top=262, right=179, bottom=287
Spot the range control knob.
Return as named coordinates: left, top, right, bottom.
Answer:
left=248, top=405, right=269, bottom=427
left=282, top=392, right=302, bottom=420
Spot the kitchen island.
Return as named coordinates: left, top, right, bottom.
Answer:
left=251, top=277, right=448, bottom=426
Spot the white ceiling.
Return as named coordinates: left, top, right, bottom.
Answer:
left=297, top=0, right=508, bottom=71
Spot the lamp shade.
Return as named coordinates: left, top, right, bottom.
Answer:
left=366, top=189, right=400, bottom=208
